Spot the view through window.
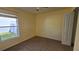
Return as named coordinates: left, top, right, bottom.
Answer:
left=0, top=13, right=19, bottom=41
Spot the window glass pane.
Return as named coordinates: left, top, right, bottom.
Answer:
left=0, top=17, right=17, bottom=26
left=0, top=16, right=19, bottom=41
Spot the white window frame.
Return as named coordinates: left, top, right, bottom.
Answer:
left=0, top=13, right=20, bottom=41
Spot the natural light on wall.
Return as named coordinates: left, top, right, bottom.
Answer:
left=0, top=13, right=19, bottom=41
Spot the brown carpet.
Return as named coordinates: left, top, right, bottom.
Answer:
left=5, top=36, right=73, bottom=51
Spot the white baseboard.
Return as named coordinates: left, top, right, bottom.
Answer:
left=1, top=35, right=35, bottom=51
left=37, top=34, right=61, bottom=41
left=0, top=34, right=61, bottom=50
left=62, top=41, right=71, bottom=46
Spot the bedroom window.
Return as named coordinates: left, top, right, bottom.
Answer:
left=0, top=13, right=19, bottom=41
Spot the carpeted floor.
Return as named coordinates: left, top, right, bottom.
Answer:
left=5, top=36, right=73, bottom=51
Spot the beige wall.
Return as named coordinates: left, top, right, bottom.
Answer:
left=0, top=8, right=36, bottom=50
left=74, top=12, right=79, bottom=51
left=36, top=8, right=73, bottom=41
